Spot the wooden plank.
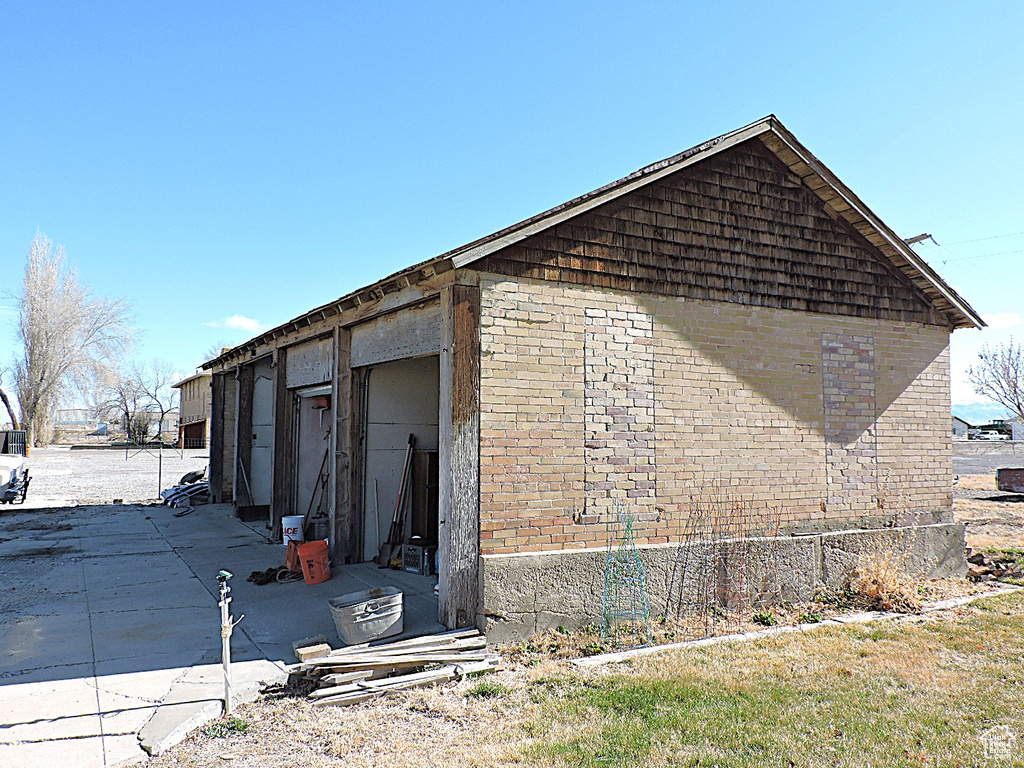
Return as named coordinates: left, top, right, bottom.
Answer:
left=319, top=670, right=374, bottom=687
left=331, top=626, right=483, bottom=659
left=325, top=637, right=486, bottom=660
left=312, top=660, right=497, bottom=707
left=328, top=628, right=481, bottom=657
left=438, top=282, right=481, bottom=629
left=304, top=652, right=490, bottom=671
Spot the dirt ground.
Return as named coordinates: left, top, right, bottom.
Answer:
left=955, top=473, right=1024, bottom=551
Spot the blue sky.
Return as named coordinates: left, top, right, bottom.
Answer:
left=1, top=2, right=1022, bottom=414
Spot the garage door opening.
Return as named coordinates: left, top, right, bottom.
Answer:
left=359, top=356, right=440, bottom=566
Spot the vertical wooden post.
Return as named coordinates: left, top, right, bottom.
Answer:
left=272, top=348, right=293, bottom=530
left=209, top=373, right=224, bottom=503
left=235, top=364, right=254, bottom=507
left=438, top=283, right=481, bottom=628
left=334, top=327, right=357, bottom=562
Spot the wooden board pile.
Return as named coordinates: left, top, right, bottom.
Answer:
left=289, top=628, right=499, bottom=707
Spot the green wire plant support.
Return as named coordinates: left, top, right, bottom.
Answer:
left=601, top=501, right=653, bottom=647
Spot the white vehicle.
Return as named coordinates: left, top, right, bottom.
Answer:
left=977, top=430, right=1010, bottom=441
left=0, top=454, right=30, bottom=504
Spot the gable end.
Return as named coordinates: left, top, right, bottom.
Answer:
left=478, top=139, right=943, bottom=326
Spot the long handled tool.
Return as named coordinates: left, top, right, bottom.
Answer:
left=303, top=444, right=331, bottom=533
left=377, top=434, right=415, bottom=566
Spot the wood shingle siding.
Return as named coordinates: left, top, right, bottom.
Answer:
left=480, top=139, right=939, bottom=326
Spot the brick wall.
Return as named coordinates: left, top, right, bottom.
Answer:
left=478, top=274, right=952, bottom=554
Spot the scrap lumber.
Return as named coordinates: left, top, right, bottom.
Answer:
left=295, top=628, right=500, bottom=706
left=313, top=659, right=499, bottom=708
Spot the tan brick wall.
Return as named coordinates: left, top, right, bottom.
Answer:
left=478, top=273, right=952, bottom=554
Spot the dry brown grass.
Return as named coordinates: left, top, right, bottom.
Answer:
left=150, top=589, right=1024, bottom=768
left=955, top=474, right=1024, bottom=550
left=956, top=473, right=998, bottom=491
left=847, top=550, right=922, bottom=613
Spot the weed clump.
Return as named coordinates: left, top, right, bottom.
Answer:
left=848, top=551, right=922, bottom=613
left=201, top=717, right=250, bottom=738
left=466, top=681, right=511, bottom=699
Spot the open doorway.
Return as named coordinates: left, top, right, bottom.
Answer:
left=294, top=387, right=332, bottom=530
left=359, top=355, right=440, bottom=563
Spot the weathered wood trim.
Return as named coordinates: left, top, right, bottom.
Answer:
left=205, top=270, right=457, bottom=370
left=438, top=283, right=481, bottom=628
left=334, top=327, right=359, bottom=563
left=272, top=347, right=294, bottom=531
left=235, top=364, right=254, bottom=507
left=349, top=366, right=367, bottom=565
left=209, top=373, right=225, bottom=503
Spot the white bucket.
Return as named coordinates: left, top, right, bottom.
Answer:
left=282, top=515, right=305, bottom=547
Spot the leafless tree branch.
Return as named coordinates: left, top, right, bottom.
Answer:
left=13, top=232, right=135, bottom=446
left=968, top=339, right=1024, bottom=422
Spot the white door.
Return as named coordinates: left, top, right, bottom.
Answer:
left=249, top=359, right=274, bottom=505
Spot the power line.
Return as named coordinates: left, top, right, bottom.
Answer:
left=916, top=230, right=1024, bottom=247
left=938, top=247, right=1024, bottom=264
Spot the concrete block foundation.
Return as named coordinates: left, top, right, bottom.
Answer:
left=479, top=522, right=967, bottom=644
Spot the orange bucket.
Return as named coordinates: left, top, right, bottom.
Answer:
left=298, top=540, right=331, bottom=584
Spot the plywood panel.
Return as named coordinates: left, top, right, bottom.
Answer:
left=286, top=336, right=333, bottom=388
left=351, top=302, right=441, bottom=368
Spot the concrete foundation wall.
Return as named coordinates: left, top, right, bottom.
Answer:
left=479, top=522, right=966, bottom=643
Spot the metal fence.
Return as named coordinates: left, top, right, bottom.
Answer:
left=1, top=431, right=27, bottom=456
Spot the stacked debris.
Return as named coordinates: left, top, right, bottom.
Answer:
left=162, top=469, right=210, bottom=508
left=289, top=629, right=499, bottom=707
left=967, top=549, right=1024, bottom=581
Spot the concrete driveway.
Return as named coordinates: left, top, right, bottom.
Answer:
left=0, top=501, right=442, bottom=767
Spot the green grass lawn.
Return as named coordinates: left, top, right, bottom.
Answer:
left=521, top=592, right=1024, bottom=767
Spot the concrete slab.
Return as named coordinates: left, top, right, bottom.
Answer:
left=0, top=735, right=106, bottom=768
left=0, top=494, right=439, bottom=765
left=138, top=660, right=286, bottom=756
left=0, top=611, right=95, bottom=674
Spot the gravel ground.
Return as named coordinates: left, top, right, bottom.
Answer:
left=955, top=473, right=1024, bottom=551
left=16, top=446, right=210, bottom=507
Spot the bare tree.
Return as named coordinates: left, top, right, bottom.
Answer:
left=203, top=341, right=232, bottom=362
left=968, top=339, right=1024, bottom=422
left=94, top=368, right=149, bottom=443
left=14, top=232, right=134, bottom=446
left=0, top=379, right=18, bottom=429
left=135, top=359, right=180, bottom=442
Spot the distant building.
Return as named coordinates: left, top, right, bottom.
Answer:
left=173, top=372, right=212, bottom=448
left=53, top=408, right=107, bottom=440
left=952, top=415, right=971, bottom=438
left=1011, top=417, right=1023, bottom=441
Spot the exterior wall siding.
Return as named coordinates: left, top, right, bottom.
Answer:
left=478, top=274, right=952, bottom=555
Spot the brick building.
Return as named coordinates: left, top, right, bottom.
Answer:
left=172, top=372, right=213, bottom=449
left=204, top=116, right=983, bottom=640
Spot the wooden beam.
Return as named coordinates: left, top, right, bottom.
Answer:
left=272, top=347, right=294, bottom=531
left=209, top=373, right=225, bottom=503
left=334, top=327, right=358, bottom=563
left=235, top=364, right=254, bottom=507
left=438, top=283, right=481, bottom=629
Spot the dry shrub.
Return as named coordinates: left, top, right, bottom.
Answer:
left=848, top=550, right=922, bottom=613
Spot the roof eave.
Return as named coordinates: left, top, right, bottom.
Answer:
left=763, top=118, right=985, bottom=330
left=448, top=117, right=776, bottom=268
